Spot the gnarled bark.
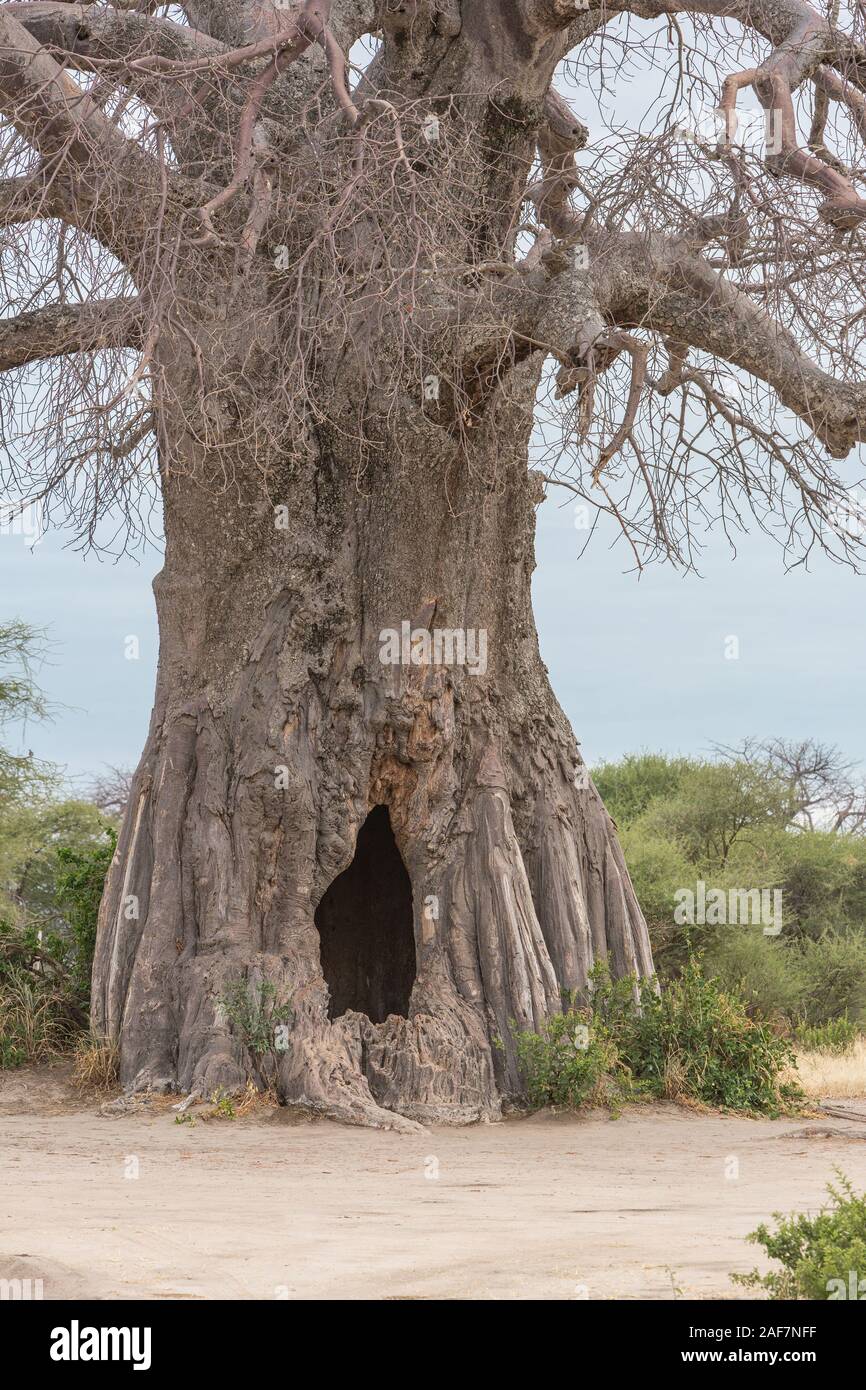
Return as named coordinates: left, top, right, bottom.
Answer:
left=90, top=314, right=652, bottom=1128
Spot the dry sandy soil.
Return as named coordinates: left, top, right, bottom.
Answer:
left=2, top=1065, right=865, bottom=1300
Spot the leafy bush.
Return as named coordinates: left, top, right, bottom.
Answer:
left=795, top=1017, right=860, bottom=1053
left=0, top=961, right=80, bottom=1066
left=512, top=961, right=801, bottom=1117
left=706, top=929, right=866, bottom=1033
left=512, top=983, right=635, bottom=1110
left=796, top=932, right=866, bottom=1028
left=54, top=832, right=116, bottom=1003
left=0, top=830, right=113, bottom=1066
left=734, top=1175, right=866, bottom=1299
left=0, top=624, right=115, bottom=1065
left=632, top=963, right=801, bottom=1114
left=705, top=930, right=804, bottom=1023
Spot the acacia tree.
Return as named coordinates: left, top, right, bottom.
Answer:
left=2, top=0, right=866, bottom=1127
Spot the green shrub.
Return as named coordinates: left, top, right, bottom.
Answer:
left=703, top=929, right=866, bottom=1034
left=796, top=933, right=866, bottom=1028
left=626, top=961, right=801, bottom=1115
left=54, top=832, right=116, bottom=1003
left=734, top=1175, right=866, bottom=1299
left=704, top=929, right=803, bottom=1023
left=511, top=961, right=801, bottom=1117
left=511, top=983, right=635, bottom=1110
left=0, top=829, right=112, bottom=1066
left=795, top=1017, right=860, bottom=1054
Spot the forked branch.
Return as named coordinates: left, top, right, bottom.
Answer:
left=0, top=9, right=163, bottom=257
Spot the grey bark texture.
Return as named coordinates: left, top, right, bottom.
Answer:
left=91, top=322, right=652, bottom=1127
left=4, top=0, right=862, bottom=1127
left=74, top=1, right=660, bottom=1128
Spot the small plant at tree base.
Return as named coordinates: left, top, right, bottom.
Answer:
left=218, top=976, right=293, bottom=1075
left=733, top=1174, right=866, bottom=1299
left=71, top=1032, right=119, bottom=1093
left=510, top=988, right=636, bottom=1111
left=208, top=1089, right=236, bottom=1120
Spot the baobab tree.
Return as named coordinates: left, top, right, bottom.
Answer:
left=2, top=0, right=866, bottom=1128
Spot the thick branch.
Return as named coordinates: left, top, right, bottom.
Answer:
left=180, top=1, right=247, bottom=46
left=0, top=296, right=143, bottom=371
left=184, top=0, right=377, bottom=48
left=813, top=63, right=866, bottom=143
left=2, top=2, right=228, bottom=137
left=530, top=87, right=588, bottom=238
left=716, top=47, right=866, bottom=226
left=0, top=169, right=62, bottom=223
left=194, top=0, right=360, bottom=242
left=594, top=231, right=866, bottom=456
left=2, top=3, right=222, bottom=65
left=0, top=9, right=163, bottom=258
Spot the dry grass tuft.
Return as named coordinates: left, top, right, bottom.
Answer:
left=0, top=966, right=77, bottom=1063
left=235, top=1079, right=278, bottom=1116
left=71, top=1033, right=119, bottom=1094
left=789, top=1038, right=866, bottom=1100
left=197, top=1080, right=278, bottom=1121
left=661, top=1050, right=689, bottom=1102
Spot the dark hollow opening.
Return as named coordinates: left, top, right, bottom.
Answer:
left=315, top=805, right=416, bottom=1023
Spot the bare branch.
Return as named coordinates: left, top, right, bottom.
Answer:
left=2, top=3, right=222, bottom=66
left=0, top=296, right=142, bottom=371
left=707, top=9, right=866, bottom=226
left=0, top=9, right=163, bottom=257
left=595, top=230, right=866, bottom=457
left=595, top=330, right=649, bottom=475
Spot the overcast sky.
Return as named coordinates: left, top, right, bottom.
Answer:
left=2, top=492, right=864, bottom=786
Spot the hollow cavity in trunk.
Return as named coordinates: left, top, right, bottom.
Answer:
left=316, top=805, right=416, bottom=1024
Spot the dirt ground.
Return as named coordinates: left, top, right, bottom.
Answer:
left=2, top=1066, right=865, bottom=1300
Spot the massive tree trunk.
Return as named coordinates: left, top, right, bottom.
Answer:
left=90, top=308, right=651, bottom=1129
left=4, top=0, right=866, bottom=1132
left=76, top=0, right=660, bottom=1130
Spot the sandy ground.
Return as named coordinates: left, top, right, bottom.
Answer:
left=2, top=1066, right=866, bottom=1300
